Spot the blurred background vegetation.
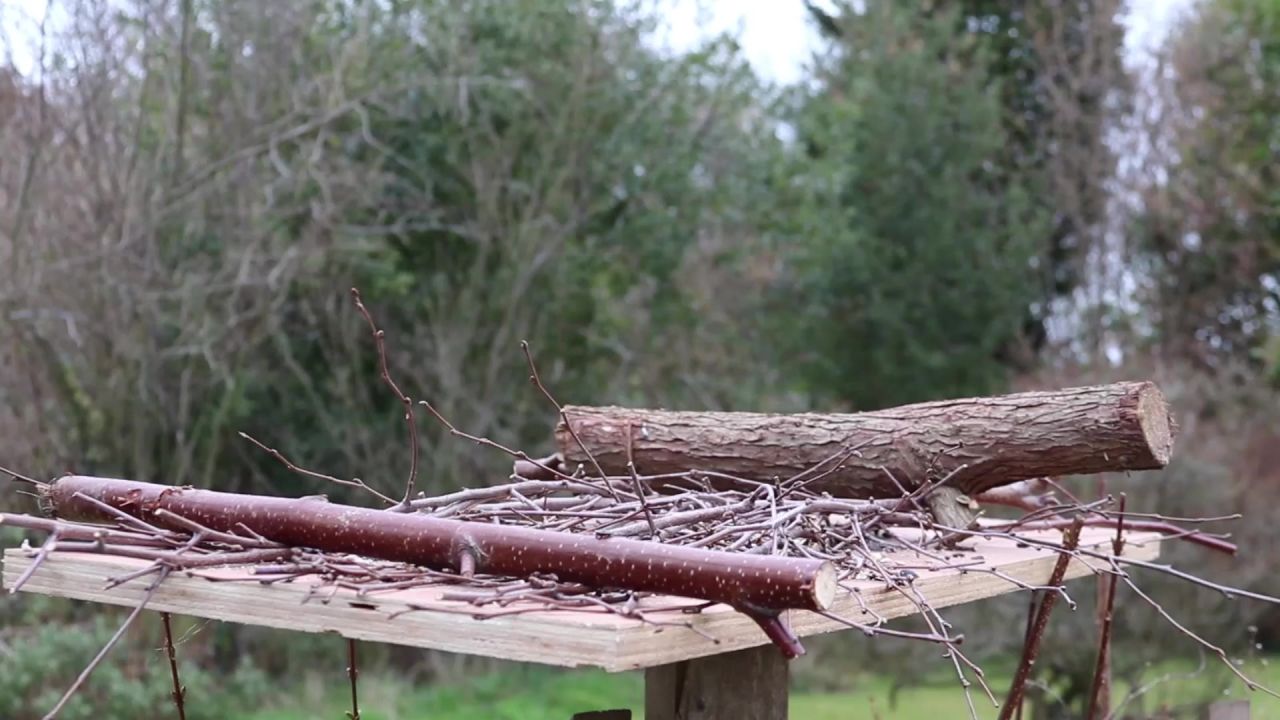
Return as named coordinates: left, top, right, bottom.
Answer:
left=0, top=0, right=1277, bottom=717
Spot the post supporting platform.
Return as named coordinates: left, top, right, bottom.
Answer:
left=645, top=644, right=788, bottom=720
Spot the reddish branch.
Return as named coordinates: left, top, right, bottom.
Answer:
left=43, top=476, right=837, bottom=614
left=745, top=609, right=807, bottom=659
left=1086, top=495, right=1126, bottom=720
left=975, top=479, right=1057, bottom=512
left=999, top=519, right=1084, bottom=720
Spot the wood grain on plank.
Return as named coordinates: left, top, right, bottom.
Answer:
left=1, top=527, right=1160, bottom=671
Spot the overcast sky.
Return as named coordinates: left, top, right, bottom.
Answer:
left=656, top=0, right=1192, bottom=83
left=4, top=0, right=1193, bottom=83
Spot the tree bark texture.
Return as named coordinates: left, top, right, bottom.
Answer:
left=556, top=382, right=1174, bottom=499
left=43, top=476, right=836, bottom=612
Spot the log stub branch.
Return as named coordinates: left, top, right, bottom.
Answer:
left=556, top=382, right=1175, bottom=499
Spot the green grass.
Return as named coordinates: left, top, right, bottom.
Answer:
left=235, top=657, right=1280, bottom=719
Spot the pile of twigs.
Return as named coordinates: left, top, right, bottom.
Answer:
left=1, top=287, right=1276, bottom=720
left=2, top=455, right=1268, bottom=720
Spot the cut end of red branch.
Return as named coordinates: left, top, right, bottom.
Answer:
left=812, top=562, right=838, bottom=611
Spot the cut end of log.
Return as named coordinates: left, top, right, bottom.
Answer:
left=812, top=561, right=837, bottom=611
left=1135, top=382, right=1175, bottom=467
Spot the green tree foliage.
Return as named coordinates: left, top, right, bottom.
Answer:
left=7, top=0, right=1276, bottom=713
left=808, top=1, right=1132, bottom=354
left=1135, top=0, right=1280, bottom=365
left=774, top=2, right=1046, bottom=409
left=0, top=587, right=269, bottom=720
left=0, top=0, right=783, bottom=499
left=250, top=0, right=786, bottom=485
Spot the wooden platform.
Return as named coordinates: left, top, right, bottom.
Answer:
left=1, top=527, right=1159, bottom=672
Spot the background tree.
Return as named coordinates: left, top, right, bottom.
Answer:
left=1132, top=0, right=1280, bottom=370
left=775, top=1, right=1046, bottom=410
left=2, top=0, right=1279, bottom=716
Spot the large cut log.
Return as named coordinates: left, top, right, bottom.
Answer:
left=42, top=476, right=836, bottom=614
left=556, top=382, right=1174, bottom=499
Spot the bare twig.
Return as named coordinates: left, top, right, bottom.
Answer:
left=70, top=492, right=175, bottom=537
left=238, top=432, right=397, bottom=506
left=15, top=427, right=1280, bottom=715
left=351, top=288, right=419, bottom=510
left=416, top=400, right=577, bottom=484
left=161, top=612, right=188, bottom=720
left=9, top=530, right=60, bottom=594
left=520, top=340, right=620, bottom=501
left=0, top=464, right=43, bottom=487
left=345, top=637, right=360, bottom=720
left=1120, top=567, right=1279, bottom=698
left=999, top=518, right=1084, bottom=720
left=993, top=515, right=1236, bottom=555
left=625, top=422, right=658, bottom=537
left=1086, top=494, right=1125, bottom=720
left=43, top=568, right=173, bottom=720
left=152, top=508, right=284, bottom=549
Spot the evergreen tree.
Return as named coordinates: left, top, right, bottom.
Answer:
left=777, top=1, right=1047, bottom=409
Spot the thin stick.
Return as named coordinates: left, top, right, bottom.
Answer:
left=1016, top=595, right=1036, bottom=720
left=816, top=609, right=964, bottom=645
left=1086, top=494, right=1125, bottom=719
left=345, top=637, right=361, bottom=720
left=71, top=492, right=174, bottom=537
left=152, top=508, right=283, bottom=549
left=0, top=513, right=171, bottom=547
left=43, top=568, right=172, bottom=720
left=9, top=530, right=60, bottom=594
left=998, top=518, right=1084, bottom=720
left=520, top=340, right=620, bottom=501
left=238, top=432, right=397, bottom=506
left=351, top=287, right=419, bottom=510
left=0, top=464, right=42, bottom=486
left=625, top=422, right=657, bottom=537
left=416, top=400, right=578, bottom=484
left=161, top=612, right=188, bottom=720
left=993, top=516, right=1236, bottom=555
left=1121, top=567, right=1279, bottom=697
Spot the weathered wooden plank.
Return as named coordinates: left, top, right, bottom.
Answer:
left=646, top=645, right=787, bottom=720
left=0, top=527, right=1160, bottom=671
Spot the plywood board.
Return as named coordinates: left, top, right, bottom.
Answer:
left=1, top=527, right=1159, bottom=672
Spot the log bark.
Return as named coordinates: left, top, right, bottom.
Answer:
left=42, top=476, right=836, bottom=613
left=556, top=382, right=1174, bottom=499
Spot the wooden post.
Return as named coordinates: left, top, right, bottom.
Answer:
left=1208, top=700, right=1250, bottom=719
left=645, top=645, right=788, bottom=720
